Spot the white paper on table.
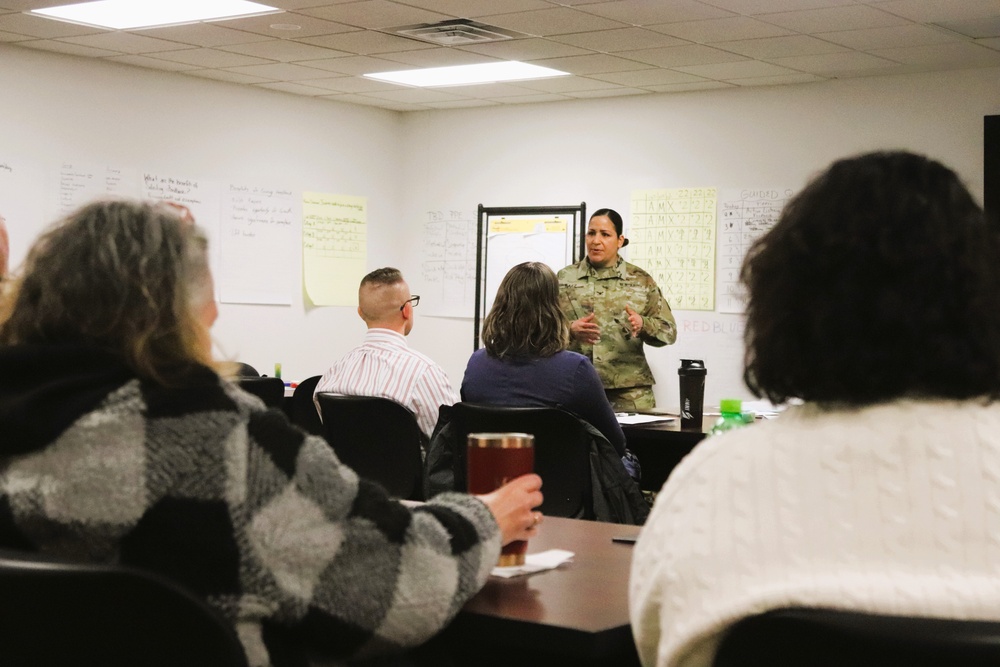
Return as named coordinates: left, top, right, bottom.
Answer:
left=491, top=549, right=575, bottom=578
left=615, top=413, right=675, bottom=425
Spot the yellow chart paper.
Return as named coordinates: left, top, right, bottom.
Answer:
left=629, top=187, right=717, bottom=311
left=303, top=192, right=367, bottom=306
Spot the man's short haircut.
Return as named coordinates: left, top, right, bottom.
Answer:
left=361, top=267, right=403, bottom=288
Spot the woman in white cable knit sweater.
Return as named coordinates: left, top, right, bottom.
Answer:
left=630, top=151, right=1000, bottom=667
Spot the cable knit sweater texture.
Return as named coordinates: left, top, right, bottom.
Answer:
left=630, top=399, right=1000, bottom=667
left=0, top=346, right=500, bottom=667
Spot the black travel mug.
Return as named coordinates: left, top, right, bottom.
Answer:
left=678, top=359, right=707, bottom=430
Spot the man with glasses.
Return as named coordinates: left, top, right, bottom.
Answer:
left=314, top=267, right=458, bottom=440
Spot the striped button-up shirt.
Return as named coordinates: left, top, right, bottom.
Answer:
left=313, top=328, right=458, bottom=438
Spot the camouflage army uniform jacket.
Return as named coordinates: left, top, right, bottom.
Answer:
left=558, top=257, right=677, bottom=390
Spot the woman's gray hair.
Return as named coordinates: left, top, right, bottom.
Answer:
left=0, top=198, right=216, bottom=386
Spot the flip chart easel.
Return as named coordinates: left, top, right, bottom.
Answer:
left=474, top=203, right=586, bottom=350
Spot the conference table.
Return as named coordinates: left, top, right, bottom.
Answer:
left=621, top=414, right=714, bottom=492
left=441, top=515, right=642, bottom=666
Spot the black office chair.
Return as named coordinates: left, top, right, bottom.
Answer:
left=233, top=362, right=260, bottom=377
left=448, top=403, right=594, bottom=520
left=289, top=375, right=323, bottom=435
left=713, top=607, right=1000, bottom=667
left=316, top=393, right=425, bottom=501
left=237, top=376, right=285, bottom=409
left=0, top=548, right=249, bottom=667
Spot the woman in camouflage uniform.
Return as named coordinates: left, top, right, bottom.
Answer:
left=558, top=208, right=677, bottom=411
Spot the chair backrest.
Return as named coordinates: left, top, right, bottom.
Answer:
left=316, top=393, right=425, bottom=501
left=0, top=548, right=249, bottom=667
left=713, top=607, right=1000, bottom=667
left=450, top=403, right=593, bottom=520
left=289, top=375, right=323, bottom=435
left=237, top=376, right=285, bottom=409
left=234, top=362, right=260, bottom=377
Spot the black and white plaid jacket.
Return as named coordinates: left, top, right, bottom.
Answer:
left=0, top=344, right=500, bottom=667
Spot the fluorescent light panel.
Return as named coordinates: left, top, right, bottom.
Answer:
left=364, top=62, right=570, bottom=87
left=31, top=0, right=280, bottom=30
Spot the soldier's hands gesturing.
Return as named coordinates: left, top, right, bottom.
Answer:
left=571, top=312, right=601, bottom=344
left=625, top=306, right=643, bottom=337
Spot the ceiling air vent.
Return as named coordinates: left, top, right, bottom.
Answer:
left=392, top=19, right=525, bottom=46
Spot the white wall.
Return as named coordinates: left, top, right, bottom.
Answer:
left=3, top=43, right=998, bottom=408
left=399, top=68, right=1000, bottom=410
left=0, top=43, right=405, bottom=382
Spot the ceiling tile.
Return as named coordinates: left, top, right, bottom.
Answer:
left=718, top=34, right=850, bottom=59
left=648, top=16, right=795, bottom=42
left=480, top=7, right=630, bottom=37
left=139, top=23, right=274, bottom=47
left=567, top=87, right=649, bottom=98
left=0, top=12, right=103, bottom=38
left=818, top=24, right=961, bottom=50
left=298, top=29, right=435, bottom=54
left=760, top=5, right=911, bottom=33
left=212, top=12, right=356, bottom=38
left=433, top=81, right=540, bottom=98
left=1, top=0, right=994, bottom=113
left=258, top=0, right=360, bottom=8
left=643, top=80, right=733, bottom=92
left=589, top=68, right=707, bottom=86
left=496, top=92, right=573, bottom=103
left=0, top=0, right=91, bottom=9
left=295, top=54, right=411, bottom=74
left=0, top=29, right=31, bottom=42
left=221, top=62, right=334, bottom=79
left=869, top=41, right=1000, bottom=67
left=578, top=0, right=734, bottom=25
left=292, top=75, right=397, bottom=93
left=403, top=0, right=551, bottom=17
left=296, top=0, right=451, bottom=29
left=186, top=69, right=274, bottom=84
left=701, top=0, right=854, bottom=12
left=935, top=16, right=1000, bottom=40
left=674, top=59, right=803, bottom=79
left=321, top=93, right=425, bottom=111
left=103, top=54, right=203, bottom=71
left=769, top=50, right=902, bottom=74
left=425, top=99, right=502, bottom=109
left=20, top=39, right=117, bottom=57
left=732, top=72, right=825, bottom=86
left=549, top=27, right=687, bottom=52
left=149, top=48, right=273, bottom=68
left=530, top=52, right=654, bottom=74
left=872, top=0, right=1000, bottom=23
left=454, top=37, right=590, bottom=60
left=623, top=43, right=749, bottom=67
left=513, top=75, right=622, bottom=93
left=376, top=46, right=498, bottom=67
left=255, top=80, right=331, bottom=95
left=57, top=32, right=193, bottom=54
left=219, top=39, right=348, bottom=61
left=365, top=86, right=466, bottom=103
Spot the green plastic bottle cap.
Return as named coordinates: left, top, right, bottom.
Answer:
left=720, top=398, right=742, bottom=413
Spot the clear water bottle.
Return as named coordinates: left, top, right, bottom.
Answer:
left=711, top=398, right=748, bottom=435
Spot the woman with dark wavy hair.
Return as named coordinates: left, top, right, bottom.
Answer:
left=631, top=151, right=1000, bottom=667
left=462, top=261, right=627, bottom=458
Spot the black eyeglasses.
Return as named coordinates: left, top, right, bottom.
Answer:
left=400, top=295, right=420, bottom=311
